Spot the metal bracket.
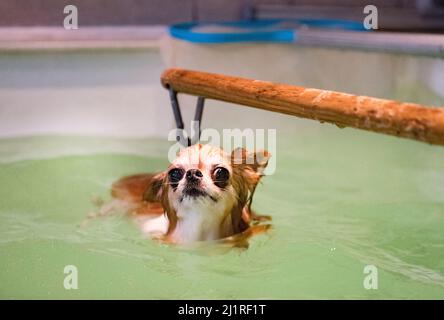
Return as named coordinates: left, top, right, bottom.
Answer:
left=169, top=87, right=205, bottom=147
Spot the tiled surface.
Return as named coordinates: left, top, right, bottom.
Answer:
left=0, top=0, right=194, bottom=26
left=255, top=0, right=407, bottom=6
left=0, top=0, right=421, bottom=27
left=196, top=0, right=249, bottom=21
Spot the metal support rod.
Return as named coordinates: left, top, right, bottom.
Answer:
left=194, top=96, right=205, bottom=141
left=168, top=86, right=205, bottom=147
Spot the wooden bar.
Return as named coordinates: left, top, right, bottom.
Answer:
left=161, top=68, right=444, bottom=146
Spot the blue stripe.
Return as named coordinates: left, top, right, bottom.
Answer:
left=169, top=19, right=366, bottom=44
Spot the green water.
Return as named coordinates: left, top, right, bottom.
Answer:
left=1, top=130, right=444, bottom=299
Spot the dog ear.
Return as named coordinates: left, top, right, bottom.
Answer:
left=142, top=171, right=178, bottom=236
left=143, top=172, right=166, bottom=203
left=231, top=148, right=271, bottom=178
left=230, top=148, right=271, bottom=230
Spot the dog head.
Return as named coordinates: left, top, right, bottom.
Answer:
left=144, top=144, right=270, bottom=242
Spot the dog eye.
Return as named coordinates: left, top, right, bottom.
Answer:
left=168, top=168, right=184, bottom=183
left=213, top=167, right=229, bottom=182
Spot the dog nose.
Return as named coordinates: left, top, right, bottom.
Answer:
left=186, top=169, right=203, bottom=181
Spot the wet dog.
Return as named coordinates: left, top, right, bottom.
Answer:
left=103, top=144, right=271, bottom=245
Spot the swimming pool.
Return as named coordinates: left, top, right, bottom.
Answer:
left=0, top=47, right=443, bottom=299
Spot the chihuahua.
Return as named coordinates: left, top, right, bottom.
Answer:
left=108, top=144, right=271, bottom=244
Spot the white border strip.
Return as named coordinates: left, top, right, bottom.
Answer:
left=0, top=26, right=166, bottom=50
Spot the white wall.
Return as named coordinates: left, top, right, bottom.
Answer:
left=0, top=48, right=172, bottom=138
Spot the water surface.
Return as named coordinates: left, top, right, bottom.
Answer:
left=0, top=131, right=443, bottom=299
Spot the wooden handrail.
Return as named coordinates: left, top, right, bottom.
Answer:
left=161, top=68, right=444, bottom=146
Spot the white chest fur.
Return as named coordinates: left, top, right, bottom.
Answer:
left=172, top=197, right=233, bottom=243
left=140, top=197, right=234, bottom=243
